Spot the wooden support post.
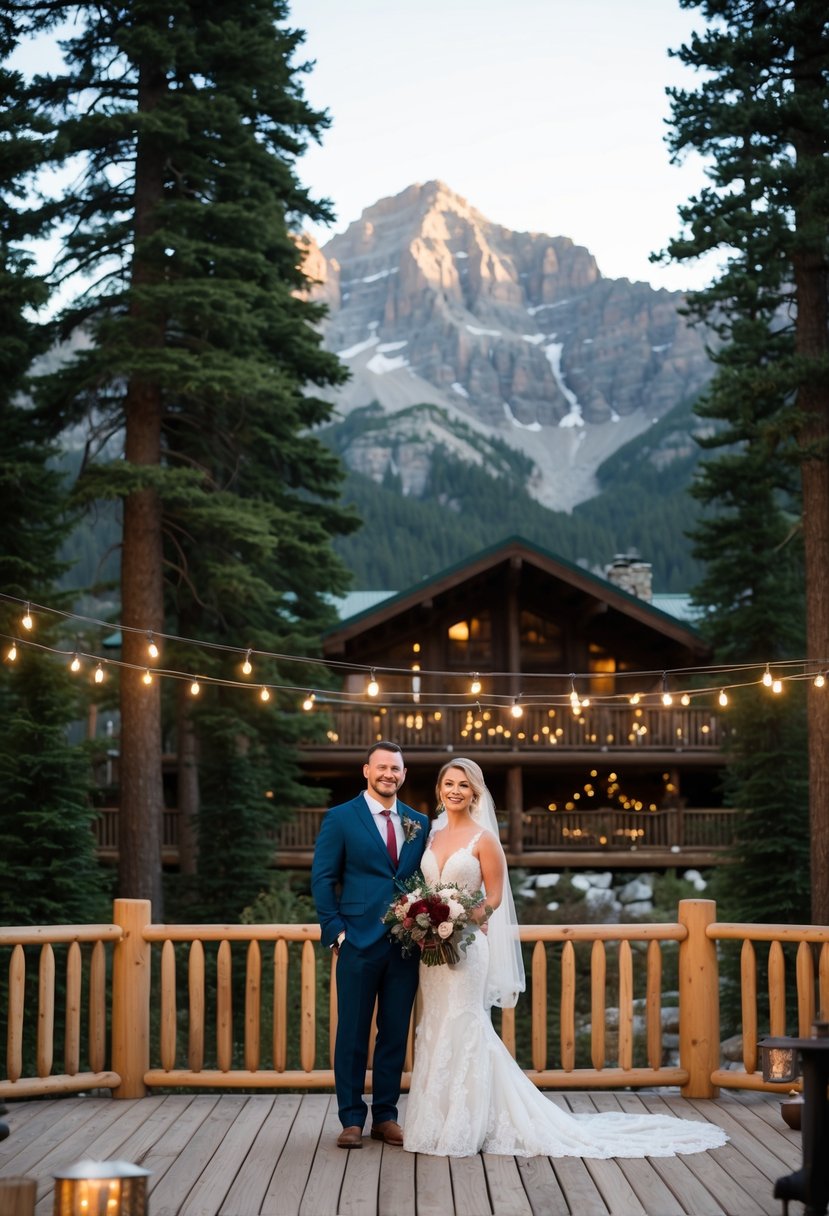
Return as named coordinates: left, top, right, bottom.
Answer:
left=0, top=1178, right=37, bottom=1216
left=111, top=898, right=152, bottom=1098
left=678, top=898, right=720, bottom=1098
left=506, top=765, right=523, bottom=856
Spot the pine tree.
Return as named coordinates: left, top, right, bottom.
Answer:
left=661, top=0, right=828, bottom=919
left=16, top=2, right=356, bottom=915
left=0, top=17, right=107, bottom=926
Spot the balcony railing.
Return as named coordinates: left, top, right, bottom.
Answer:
left=92, top=805, right=739, bottom=863
left=302, top=704, right=724, bottom=752
left=3, top=899, right=828, bottom=1102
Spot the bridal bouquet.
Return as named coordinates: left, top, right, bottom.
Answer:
left=382, top=877, right=491, bottom=966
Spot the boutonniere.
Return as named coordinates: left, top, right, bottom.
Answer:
left=400, top=814, right=422, bottom=844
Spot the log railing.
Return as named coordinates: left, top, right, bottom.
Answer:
left=3, top=900, right=829, bottom=1102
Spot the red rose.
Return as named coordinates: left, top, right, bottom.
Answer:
left=426, top=895, right=451, bottom=924
left=409, top=899, right=429, bottom=919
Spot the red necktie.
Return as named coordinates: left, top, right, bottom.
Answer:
left=381, top=809, right=398, bottom=866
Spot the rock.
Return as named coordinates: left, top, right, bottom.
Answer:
left=624, top=900, right=653, bottom=916
left=682, top=869, right=707, bottom=891
left=720, top=1034, right=744, bottom=1063
left=534, top=873, right=560, bottom=889
left=545, top=901, right=560, bottom=913
left=618, top=877, right=653, bottom=903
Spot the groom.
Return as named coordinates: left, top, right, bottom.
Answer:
left=311, top=741, right=429, bottom=1148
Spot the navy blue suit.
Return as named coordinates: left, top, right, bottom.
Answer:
left=311, top=792, right=429, bottom=1128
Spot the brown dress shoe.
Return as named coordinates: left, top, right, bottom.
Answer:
left=337, top=1125, right=363, bottom=1149
left=370, top=1119, right=404, bottom=1146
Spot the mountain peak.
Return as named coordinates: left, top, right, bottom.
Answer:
left=310, top=183, right=712, bottom=511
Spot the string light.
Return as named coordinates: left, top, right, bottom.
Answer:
left=681, top=693, right=691, bottom=706
left=70, top=653, right=81, bottom=672
left=259, top=686, right=270, bottom=702
left=242, top=649, right=253, bottom=675
left=469, top=673, right=482, bottom=696
left=763, top=664, right=772, bottom=687
left=7, top=642, right=17, bottom=662
left=629, top=692, right=641, bottom=705
left=772, top=678, right=783, bottom=694
left=302, top=691, right=316, bottom=711
left=366, top=670, right=379, bottom=697
left=142, top=669, right=153, bottom=685
left=21, top=604, right=32, bottom=631
left=815, top=672, right=826, bottom=689
left=94, top=662, right=104, bottom=684
left=661, top=673, right=673, bottom=707
left=146, top=632, right=159, bottom=660
left=510, top=697, right=524, bottom=719
left=718, top=689, right=728, bottom=707
left=190, top=678, right=201, bottom=696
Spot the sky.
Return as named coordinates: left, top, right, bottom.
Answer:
left=11, top=1, right=721, bottom=294
left=294, top=0, right=720, bottom=292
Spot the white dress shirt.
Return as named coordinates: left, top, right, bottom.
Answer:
left=363, top=790, right=405, bottom=855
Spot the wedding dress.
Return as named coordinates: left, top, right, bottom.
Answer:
left=403, top=834, right=728, bottom=1159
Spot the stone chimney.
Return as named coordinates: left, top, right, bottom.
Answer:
left=605, top=554, right=653, bottom=602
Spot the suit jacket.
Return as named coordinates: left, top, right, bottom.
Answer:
left=311, top=793, right=430, bottom=950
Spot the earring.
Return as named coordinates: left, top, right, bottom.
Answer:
left=436, top=801, right=445, bottom=815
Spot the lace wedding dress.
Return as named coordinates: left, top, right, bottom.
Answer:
left=403, top=835, right=728, bottom=1159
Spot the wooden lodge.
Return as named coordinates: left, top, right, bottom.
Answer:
left=297, top=537, right=732, bottom=869
left=92, top=537, right=736, bottom=870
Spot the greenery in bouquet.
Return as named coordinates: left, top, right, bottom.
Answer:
left=382, top=874, right=491, bottom=965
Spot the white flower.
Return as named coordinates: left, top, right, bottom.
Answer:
left=437, top=920, right=454, bottom=939
left=445, top=898, right=465, bottom=920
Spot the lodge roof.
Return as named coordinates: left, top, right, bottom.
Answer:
left=325, top=535, right=707, bottom=655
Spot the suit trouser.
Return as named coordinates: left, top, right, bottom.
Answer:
left=334, top=937, right=420, bottom=1127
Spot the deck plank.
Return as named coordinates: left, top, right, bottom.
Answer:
left=260, top=1092, right=329, bottom=1216
left=515, top=1155, right=570, bottom=1215
left=482, top=1152, right=533, bottom=1216
left=0, top=1090, right=801, bottom=1216
left=218, top=1094, right=301, bottom=1215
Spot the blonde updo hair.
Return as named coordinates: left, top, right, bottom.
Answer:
left=435, top=757, right=486, bottom=810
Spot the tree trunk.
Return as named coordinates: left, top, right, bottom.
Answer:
left=794, top=0, right=829, bottom=924
left=117, top=58, right=167, bottom=914
left=176, top=681, right=200, bottom=877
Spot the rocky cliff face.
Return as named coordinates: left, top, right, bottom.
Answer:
left=305, top=181, right=712, bottom=511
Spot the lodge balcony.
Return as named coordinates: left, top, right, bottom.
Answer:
left=299, top=702, right=725, bottom=757
left=92, top=804, right=740, bottom=871
left=1, top=899, right=826, bottom=1215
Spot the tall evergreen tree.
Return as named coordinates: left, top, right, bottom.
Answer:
left=16, top=2, right=355, bottom=916
left=0, top=16, right=107, bottom=926
left=661, top=0, right=828, bottom=920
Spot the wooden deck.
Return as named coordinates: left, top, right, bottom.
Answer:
left=0, top=1089, right=801, bottom=1215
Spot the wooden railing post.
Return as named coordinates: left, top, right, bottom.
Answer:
left=678, top=898, right=720, bottom=1098
left=111, top=899, right=152, bottom=1099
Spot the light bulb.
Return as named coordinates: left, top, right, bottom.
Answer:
left=815, top=672, right=825, bottom=689
left=260, top=686, right=270, bottom=702
left=147, top=632, right=159, bottom=659
left=70, top=653, right=81, bottom=672
left=510, top=698, right=524, bottom=719
left=302, top=691, right=316, bottom=711
left=581, top=697, right=590, bottom=709
left=662, top=692, right=673, bottom=707
left=94, top=663, right=104, bottom=684
left=762, top=665, right=772, bottom=687
left=718, top=689, right=728, bottom=707
left=366, top=671, right=379, bottom=697
left=143, top=669, right=153, bottom=685
left=190, top=679, right=200, bottom=696
left=772, top=679, right=783, bottom=694
left=242, top=649, right=253, bottom=675
left=21, top=604, right=32, bottom=631
left=7, top=642, right=17, bottom=662
left=681, top=693, right=691, bottom=706
left=629, top=692, right=640, bottom=705
left=470, top=674, right=482, bottom=696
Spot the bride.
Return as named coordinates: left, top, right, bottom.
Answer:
left=402, top=758, right=728, bottom=1159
